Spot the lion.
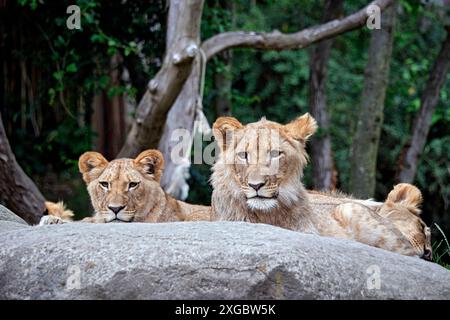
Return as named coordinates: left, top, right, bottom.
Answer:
left=365, top=183, right=431, bottom=260
left=211, top=113, right=432, bottom=259
left=41, top=149, right=210, bottom=224
left=307, top=185, right=432, bottom=260
left=38, top=201, right=74, bottom=225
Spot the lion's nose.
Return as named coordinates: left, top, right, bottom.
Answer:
left=108, top=205, right=125, bottom=214
left=422, top=248, right=432, bottom=261
left=249, top=182, right=265, bottom=191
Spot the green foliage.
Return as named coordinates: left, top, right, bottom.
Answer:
left=5, top=0, right=165, bottom=168
left=433, top=224, right=450, bottom=269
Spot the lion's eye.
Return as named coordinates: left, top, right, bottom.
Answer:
left=237, top=151, right=248, bottom=160
left=270, top=150, right=282, bottom=158
left=99, top=181, right=109, bottom=189
left=128, top=182, right=140, bottom=189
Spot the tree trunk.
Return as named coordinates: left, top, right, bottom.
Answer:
left=158, top=59, right=204, bottom=199
left=309, top=0, right=343, bottom=191
left=213, top=1, right=235, bottom=118
left=151, top=0, right=206, bottom=199
left=118, top=0, right=205, bottom=158
left=213, top=51, right=233, bottom=117
left=396, top=27, right=450, bottom=183
left=0, top=112, right=45, bottom=225
left=160, top=1, right=234, bottom=199
left=349, top=3, right=397, bottom=198
left=92, top=54, right=126, bottom=159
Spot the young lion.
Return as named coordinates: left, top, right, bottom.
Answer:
left=211, top=113, right=431, bottom=259
left=42, top=149, right=210, bottom=224
left=308, top=185, right=432, bottom=260
left=80, top=149, right=211, bottom=223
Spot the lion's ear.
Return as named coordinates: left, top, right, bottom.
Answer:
left=387, top=183, right=423, bottom=213
left=78, top=152, right=108, bottom=184
left=134, top=149, right=164, bottom=182
left=213, top=116, right=243, bottom=151
left=284, top=113, right=318, bottom=144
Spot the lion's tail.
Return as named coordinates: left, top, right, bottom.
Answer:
left=385, top=183, right=422, bottom=215
left=45, top=201, right=74, bottom=221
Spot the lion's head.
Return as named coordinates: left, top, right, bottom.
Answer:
left=379, top=183, right=432, bottom=260
left=79, top=149, right=165, bottom=222
left=211, top=113, right=317, bottom=213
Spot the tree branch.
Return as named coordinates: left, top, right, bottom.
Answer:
left=202, top=0, right=393, bottom=60
left=118, top=0, right=204, bottom=157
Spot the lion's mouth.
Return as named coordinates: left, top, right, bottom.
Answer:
left=100, top=211, right=135, bottom=223
left=114, top=214, right=135, bottom=222
left=110, top=217, right=134, bottom=222
left=248, top=195, right=277, bottom=200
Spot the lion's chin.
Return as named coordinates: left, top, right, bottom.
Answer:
left=116, top=213, right=134, bottom=222
left=101, top=212, right=134, bottom=223
left=246, top=197, right=278, bottom=211
left=102, top=213, right=117, bottom=223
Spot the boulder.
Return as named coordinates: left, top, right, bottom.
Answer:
left=0, top=204, right=28, bottom=225
left=0, top=205, right=29, bottom=233
left=0, top=220, right=449, bottom=299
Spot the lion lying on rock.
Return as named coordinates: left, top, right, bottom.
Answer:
left=307, top=184, right=432, bottom=260
left=41, top=149, right=210, bottom=224
left=41, top=114, right=431, bottom=260
left=211, top=113, right=432, bottom=259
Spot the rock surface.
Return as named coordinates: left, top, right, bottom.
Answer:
left=0, top=205, right=28, bottom=225
left=0, top=209, right=449, bottom=299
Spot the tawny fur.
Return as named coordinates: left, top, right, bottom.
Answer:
left=45, top=201, right=74, bottom=221
left=306, top=185, right=431, bottom=257
left=211, top=113, right=430, bottom=258
left=377, top=184, right=431, bottom=257
left=78, top=149, right=210, bottom=223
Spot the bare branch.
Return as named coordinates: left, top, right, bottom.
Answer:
left=202, top=0, right=393, bottom=60
left=119, top=0, right=204, bottom=157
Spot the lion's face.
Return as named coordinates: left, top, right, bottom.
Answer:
left=212, top=113, right=317, bottom=212
left=380, top=204, right=432, bottom=260
left=79, top=149, right=165, bottom=222
left=381, top=183, right=432, bottom=260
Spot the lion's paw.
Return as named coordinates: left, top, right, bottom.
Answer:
left=39, top=215, right=66, bottom=226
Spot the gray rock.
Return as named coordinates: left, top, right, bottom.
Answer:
left=0, top=205, right=28, bottom=225
left=0, top=205, right=30, bottom=233
left=0, top=220, right=30, bottom=233
left=0, top=221, right=449, bottom=299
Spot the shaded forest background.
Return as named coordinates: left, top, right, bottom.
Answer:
left=0, top=0, right=449, bottom=261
